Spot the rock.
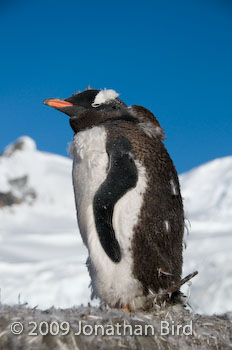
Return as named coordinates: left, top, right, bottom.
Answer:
left=0, top=304, right=231, bottom=350
left=0, top=192, right=22, bottom=207
left=2, top=136, right=36, bottom=157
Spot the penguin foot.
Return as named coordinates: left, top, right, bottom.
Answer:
left=121, top=305, right=131, bottom=312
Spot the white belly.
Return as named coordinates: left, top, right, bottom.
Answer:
left=72, top=126, right=147, bottom=308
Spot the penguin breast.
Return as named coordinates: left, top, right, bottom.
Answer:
left=71, top=125, right=148, bottom=307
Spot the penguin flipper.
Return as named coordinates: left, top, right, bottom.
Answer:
left=93, top=136, right=138, bottom=263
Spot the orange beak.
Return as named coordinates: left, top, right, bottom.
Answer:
left=43, top=98, right=74, bottom=108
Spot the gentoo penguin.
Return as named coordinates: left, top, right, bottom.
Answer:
left=43, top=89, right=184, bottom=311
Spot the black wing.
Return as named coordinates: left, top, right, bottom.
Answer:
left=93, top=136, right=138, bottom=263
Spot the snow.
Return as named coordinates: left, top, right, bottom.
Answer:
left=0, top=137, right=90, bottom=308
left=0, top=137, right=231, bottom=314
left=92, top=89, right=119, bottom=107
left=180, top=156, right=232, bottom=314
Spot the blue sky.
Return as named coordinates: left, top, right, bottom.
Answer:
left=1, top=0, right=231, bottom=173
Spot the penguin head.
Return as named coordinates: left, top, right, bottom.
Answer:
left=43, top=89, right=128, bottom=133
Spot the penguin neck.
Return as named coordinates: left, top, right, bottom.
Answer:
left=69, top=111, right=103, bottom=133
left=70, top=112, right=139, bottom=134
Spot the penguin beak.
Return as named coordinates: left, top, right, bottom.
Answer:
left=43, top=98, right=74, bottom=109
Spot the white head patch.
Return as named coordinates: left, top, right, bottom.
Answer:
left=92, top=89, right=119, bottom=107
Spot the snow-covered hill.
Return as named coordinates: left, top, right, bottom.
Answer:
left=0, top=136, right=231, bottom=314
left=0, top=136, right=89, bottom=308
left=180, top=156, right=232, bottom=314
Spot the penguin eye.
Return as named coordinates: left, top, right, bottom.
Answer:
left=91, top=103, right=101, bottom=108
